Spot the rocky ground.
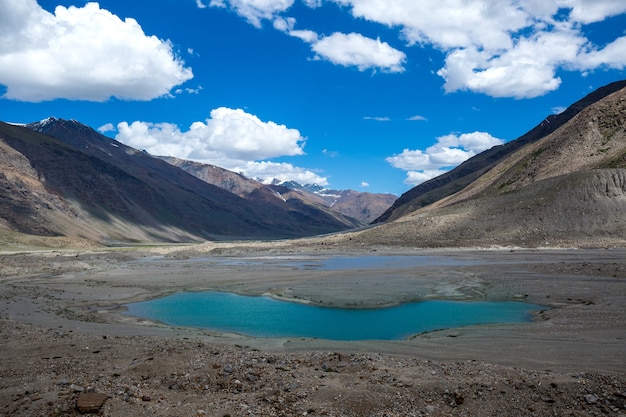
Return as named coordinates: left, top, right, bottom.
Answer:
left=2, top=320, right=625, bottom=417
left=1, top=243, right=625, bottom=416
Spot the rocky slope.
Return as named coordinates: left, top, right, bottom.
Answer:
left=375, top=79, right=626, bottom=223
left=279, top=183, right=397, bottom=224
left=160, top=157, right=396, bottom=224
left=352, top=82, right=626, bottom=247
left=0, top=120, right=359, bottom=245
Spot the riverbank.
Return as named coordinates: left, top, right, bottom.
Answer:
left=1, top=243, right=625, bottom=416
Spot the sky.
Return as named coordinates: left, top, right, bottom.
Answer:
left=1, top=0, right=625, bottom=196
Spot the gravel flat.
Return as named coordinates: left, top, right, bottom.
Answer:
left=1, top=243, right=625, bottom=416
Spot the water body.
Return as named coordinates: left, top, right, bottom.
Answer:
left=125, top=291, right=544, bottom=341
left=134, top=254, right=481, bottom=270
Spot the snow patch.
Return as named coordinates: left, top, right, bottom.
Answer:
left=274, top=191, right=286, bottom=202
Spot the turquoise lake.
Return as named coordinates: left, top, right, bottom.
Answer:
left=125, top=291, right=544, bottom=341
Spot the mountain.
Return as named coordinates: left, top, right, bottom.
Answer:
left=352, top=81, right=626, bottom=247
left=280, top=184, right=397, bottom=225
left=0, top=119, right=359, bottom=245
left=375, top=79, right=626, bottom=224
left=159, top=157, right=396, bottom=224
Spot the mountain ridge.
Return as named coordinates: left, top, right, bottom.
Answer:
left=159, top=156, right=396, bottom=224
left=0, top=120, right=359, bottom=244
left=349, top=82, right=626, bottom=247
left=375, top=79, right=626, bottom=224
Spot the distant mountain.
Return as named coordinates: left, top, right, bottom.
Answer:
left=353, top=81, right=626, bottom=247
left=275, top=182, right=397, bottom=224
left=0, top=118, right=359, bottom=245
left=375, top=79, right=626, bottom=224
left=160, top=157, right=396, bottom=224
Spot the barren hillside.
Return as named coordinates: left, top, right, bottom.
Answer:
left=0, top=120, right=359, bottom=246
left=350, top=85, right=626, bottom=248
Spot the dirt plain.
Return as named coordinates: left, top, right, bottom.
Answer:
left=1, top=239, right=625, bottom=416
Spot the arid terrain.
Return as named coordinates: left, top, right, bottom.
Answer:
left=1, top=82, right=625, bottom=415
left=1, top=240, right=625, bottom=416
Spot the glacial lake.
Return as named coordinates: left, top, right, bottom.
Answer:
left=125, top=291, right=544, bottom=341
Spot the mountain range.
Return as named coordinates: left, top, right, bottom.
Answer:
left=0, top=118, right=372, bottom=244
left=157, top=157, right=396, bottom=224
left=1, top=80, right=625, bottom=248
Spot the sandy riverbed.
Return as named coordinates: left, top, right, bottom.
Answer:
left=1, top=242, right=625, bottom=416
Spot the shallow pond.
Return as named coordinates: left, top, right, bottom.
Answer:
left=125, top=291, right=544, bottom=341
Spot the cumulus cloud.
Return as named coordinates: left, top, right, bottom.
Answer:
left=0, top=0, right=193, bottom=102
left=208, top=0, right=626, bottom=97
left=407, top=115, right=428, bottom=121
left=114, top=107, right=325, bottom=184
left=275, top=22, right=405, bottom=72
left=311, top=32, right=406, bottom=72
left=437, top=28, right=586, bottom=98
left=329, top=0, right=626, bottom=98
left=387, top=131, right=504, bottom=186
left=247, top=161, right=328, bottom=185
left=116, top=107, right=305, bottom=161
left=577, top=35, right=626, bottom=70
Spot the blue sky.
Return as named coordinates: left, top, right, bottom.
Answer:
left=1, top=0, right=625, bottom=196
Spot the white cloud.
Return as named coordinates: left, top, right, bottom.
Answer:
left=404, top=169, right=449, bottom=186
left=275, top=19, right=405, bottom=72
left=97, top=123, right=115, bottom=133
left=360, top=181, right=370, bottom=187
left=330, top=0, right=626, bottom=98
left=302, top=0, right=322, bottom=7
left=114, top=108, right=325, bottom=185
left=116, top=107, right=305, bottom=161
left=563, top=0, right=626, bottom=24
left=311, top=32, right=406, bottom=73
left=577, top=35, right=626, bottom=70
left=333, top=0, right=529, bottom=50
left=208, top=0, right=626, bottom=97
left=0, top=0, right=193, bottom=102
left=387, top=131, right=504, bottom=186
left=407, top=115, right=427, bottom=121
left=322, top=148, right=339, bottom=158
left=248, top=161, right=328, bottom=185
left=209, top=0, right=294, bottom=28
left=175, top=86, right=204, bottom=95
left=364, top=116, right=391, bottom=121
left=437, top=28, right=586, bottom=98
left=196, top=0, right=208, bottom=8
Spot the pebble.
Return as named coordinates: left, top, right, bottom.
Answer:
left=76, top=392, right=108, bottom=413
left=70, top=384, right=84, bottom=392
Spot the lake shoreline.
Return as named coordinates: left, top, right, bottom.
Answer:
left=124, top=291, right=545, bottom=341
left=2, top=244, right=624, bottom=371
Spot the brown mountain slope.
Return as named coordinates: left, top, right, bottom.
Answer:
left=0, top=120, right=359, bottom=245
left=349, top=83, right=626, bottom=248
left=157, top=157, right=262, bottom=198
left=375, top=79, right=626, bottom=223
left=320, top=189, right=397, bottom=224
left=158, top=156, right=363, bottom=227
left=160, top=156, right=395, bottom=224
